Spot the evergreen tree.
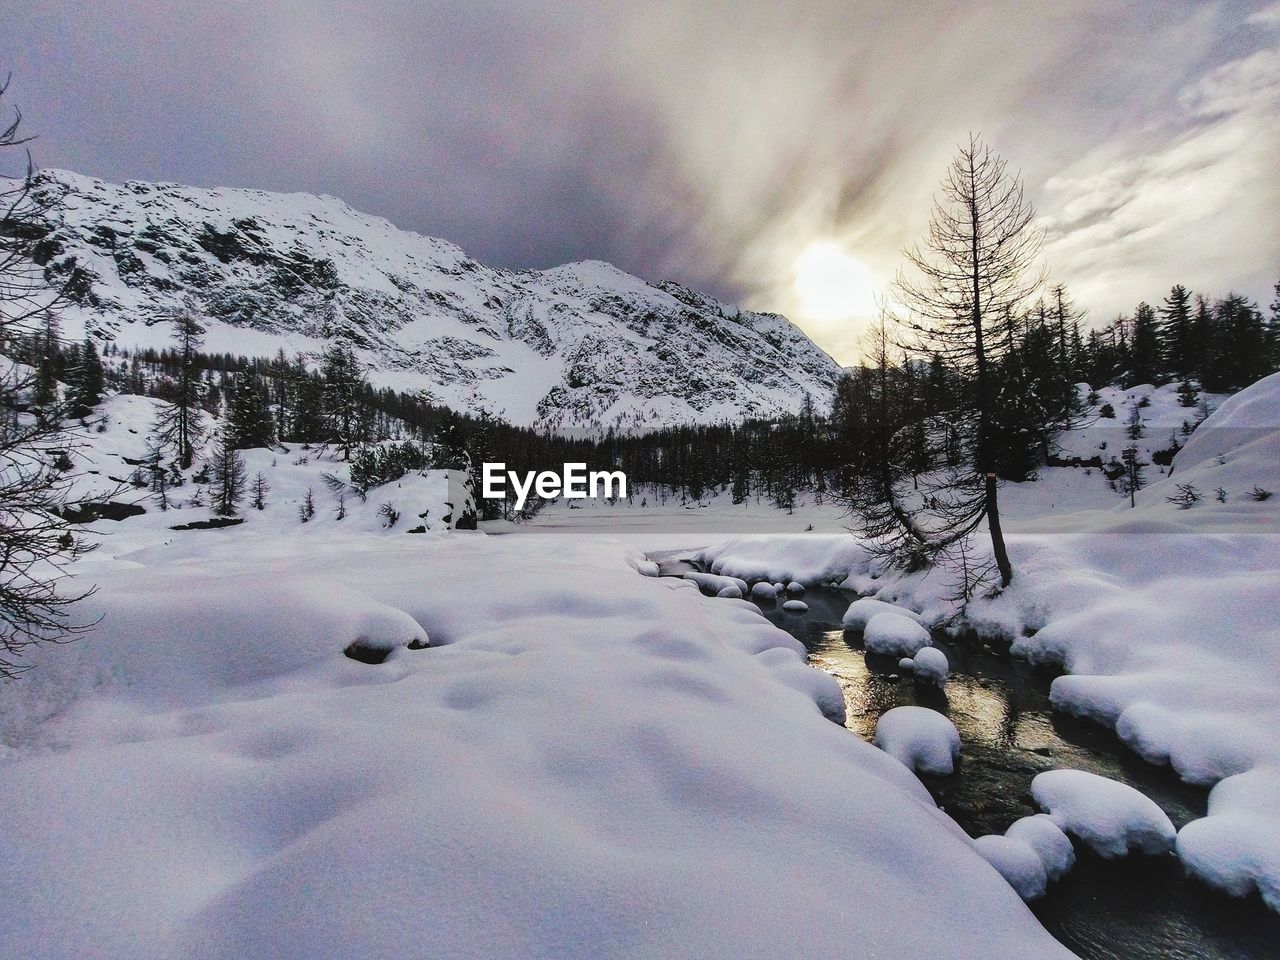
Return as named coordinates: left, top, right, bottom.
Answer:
left=151, top=302, right=205, bottom=469
left=320, top=341, right=366, bottom=459
left=226, top=370, right=274, bottom=449
left=67, top=337, right=104, bottom=418
left=251, top=471, right=269, bottom=510
left=1159, top=285, right=1195, bottom=382
left=1128, top=302, right=1161, bottom=385
left=209, top=430, right=247, bottom=516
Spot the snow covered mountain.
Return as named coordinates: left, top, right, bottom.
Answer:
left=24, top=169, right=842, bottom=431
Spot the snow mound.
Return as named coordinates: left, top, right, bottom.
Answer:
left=698, top=535, right=871, bottom=586
left=782, top=599, right=808, bottom=613
left=842, top=597, right=927, bottom=631
left=1176, top=767, right=1280, bottom=911
left=786, top=581, right=805, bottom=595
left=1032, top=769, right=1176, bottom=857
left=912, top=647, right=949, bottom=685
left=1005, top=814, right=1076, bottom=882
left=875, top=706, right=961, bottom=776
left=864, top=613, right=933, bottom=657
left=683, top=571, right=749, bottom=596
left=750, top=582, right=778, bottom=600
left=716, top=585, right=744, bottom=599
left=973, top=835, right=1048, bottom=900
left=899, top=658, right=915, bottom=672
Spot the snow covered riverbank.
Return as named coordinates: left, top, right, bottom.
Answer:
left=695, top=375, right=1280, bottom=912
left=0, top=530, right=1073, bottom=960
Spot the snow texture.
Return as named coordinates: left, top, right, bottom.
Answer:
left=0, top=529, right=1077, bottom=960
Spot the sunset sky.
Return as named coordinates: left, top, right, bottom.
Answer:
left=5, top=0, right=1278, bottom=363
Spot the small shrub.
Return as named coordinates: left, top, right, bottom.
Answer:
left=1099, top=403, right=1115, bottom=419
left=1166, top=483, right=1202, bottom=509
left=378, top=501, right=399, bottom=528
left=1251, top=486, right=1274, bottom=502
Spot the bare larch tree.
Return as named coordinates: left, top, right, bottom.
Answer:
left=890, top=135, right=1044, bottom=589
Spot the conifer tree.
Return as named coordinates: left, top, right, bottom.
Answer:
left=226, top=370, right=273, bottom=449
left=889, top=136, right=1044, bottom=588
left=1159, top=285, right=1195, bottom=382
left=1128, top=302, right=1161, bottom=385
left=67, top=337, right=104, bottom=418
left=209, top=430, right=247, bottom=516
left=320, top=341, right=366, bottom=459
left=151, top=302, right=205, bottom=469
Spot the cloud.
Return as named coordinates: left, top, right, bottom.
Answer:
left=2, top=0, right=1276, bottom=364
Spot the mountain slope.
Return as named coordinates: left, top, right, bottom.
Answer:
left=25, top=169, right=841, bottom=430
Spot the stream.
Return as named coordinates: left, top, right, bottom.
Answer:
left=653, top=554, right=1280, bottom=960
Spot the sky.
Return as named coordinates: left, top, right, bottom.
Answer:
left=3, top=0, right=1278, bottom=364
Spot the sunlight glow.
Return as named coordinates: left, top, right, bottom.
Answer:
left=792, top=242, right=879, bottom=324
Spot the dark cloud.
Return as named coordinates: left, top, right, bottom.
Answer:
left=3, top=0, right=1277, bottom=362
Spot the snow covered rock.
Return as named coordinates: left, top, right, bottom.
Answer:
left=786, top=581, right=805, bottom=596
left=750, top=582, right=778, bottom=600
left=1176, top=767, right=1280, bottom=911
left=1005, top=814, right=1076, bottom=882
left=841, top=597, right=927, bottom=631
left=1031, top=770, right=1176, bottom=857
left=912, top=647, right=949, bottom=685
left=898, top=658, right=915, bottom=672
left=863, top=613, right=933, bottom=657
left=716, top=585, right=744, bottom=599
left=782, top=599, right=808, bottom=613
left=683, top=571, right=749, bottom=597
left=973, top=835, right=1049, bottom=900
left=875, top=706, right=961, bottom=776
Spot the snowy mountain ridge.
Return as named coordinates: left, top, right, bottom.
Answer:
left=24, top=169, right=842, bottom=431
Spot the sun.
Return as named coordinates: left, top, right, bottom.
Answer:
left=792, top=242, right=878, bottom=323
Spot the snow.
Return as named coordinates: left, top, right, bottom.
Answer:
left=1031, top=769, right=1176, bottom=858
left=912, top=646, right=949, bottom=685
left=682, top=570, right=749, bottom=596
left=750, top=581, right=778, bottom=600
left=0, top=531, right=1074, bottom=960
left=716, top=585, right=744, bottom=599
left=782, top=599, right=809, bottom=613
left=840, top=596, right=929, bottom=631
left=692, top=371, right=1280, bottom=908
left=1006, top=814, right=1076, bottom=881
left=35, top=169, right=841, bottom=432
left=875, top=706, right=961, bottom=777
left=973, top=835, right=1049, bottom=900
left=786, top=581, right=805, bottom=595
left=1176, top=766, right=1280, bottom=910
left=864, top=613, right=933, bottom=657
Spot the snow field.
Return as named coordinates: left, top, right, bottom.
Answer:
left=0, top=532, right=1074, bottom=960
